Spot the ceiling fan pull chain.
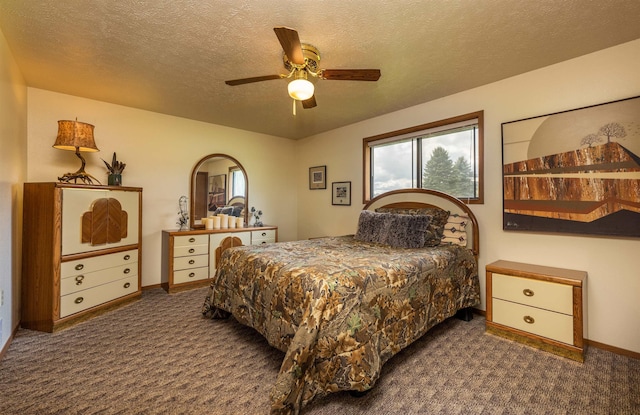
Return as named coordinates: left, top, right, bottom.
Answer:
left=293, top=99, right=296, bottom=116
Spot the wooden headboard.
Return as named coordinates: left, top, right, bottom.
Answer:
left=363, top=189, right=479, bottom=258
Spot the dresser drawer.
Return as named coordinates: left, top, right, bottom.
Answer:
left=61, top=249, right=138, bottom=278
left=174, top=244, right=208, bottom=257
left=60, top=274, right=138, bottom=318
left=174, top=234, right=209, bottom=247
left=61, top=262, right=137, bottom=296
left=173, top=254, right=209, bottom=271
left=173, top=266, right=209, bottom=284
left=492, top=273, right=573, bottom=315
left=251, top=229, right=276, bottom=245
left=492, top=298, right=574, bottom=344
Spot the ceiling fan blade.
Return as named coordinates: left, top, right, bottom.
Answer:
left=225, top=75, right=283, bottom=86
left=302, top=95, right=317, bottom=109
left=321, top=69, right=381, bottom=81
left=274, top=27, right=304, bottom=65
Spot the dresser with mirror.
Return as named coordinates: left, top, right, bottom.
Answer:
left=161, top=153, right=277, bottom=293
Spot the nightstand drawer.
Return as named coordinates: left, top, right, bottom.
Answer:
left=492, top=273, right=573, bottom=315
left=173, top=266, right=209, bottom=284
left=173, top=254, right=208, bottom=270
left=492, top=298, right=574, bottom=344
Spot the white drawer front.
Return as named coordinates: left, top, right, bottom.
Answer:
left=174, top=244, right=208, bottom=257
left=492, top=273, right=573, bottom=315
left=60, top=275, right=138, bottom=318
left=174, top=234, right=208, bottom=247
left=61, top=262, right=137, bottom=296
left=61, top=250, right=138, bottom=278
left=251, top=229, right=276, bottom=245
left=173, top=254, right=208, bottom=271
left=492, top=298, right=574, bottom=345
left=173, top=266, right=209, bottom=284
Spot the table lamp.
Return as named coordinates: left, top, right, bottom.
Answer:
left=53, top=119, right=101, bottom=184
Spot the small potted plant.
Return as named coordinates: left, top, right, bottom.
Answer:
left=102, top=152, right=126, bottom=186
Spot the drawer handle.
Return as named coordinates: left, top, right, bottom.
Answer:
left=124, top=282, right=131, bottom=289
left=261, top=232, right=267, bottom=237
left=189, top=248, right=195, bottom=253
left=123, top=268, right=131, bottom=274
left=75, top=275, right=84, bottom=285
left=523, top=289, right=534, bottom=297
left=523, top=315, right=535, bottom=324
left=124, top=254, right=131, bottom=260
left=189, top=259, right=195, bottom=265
left=189, top=237, right=196, bottom=243
left=261, top=241, right=267, bottom=245
left=189, top=272, right=195, bottom=278
left=75, top=264, right=84, bottom=271
left=74, top=297, right=84, bottom=304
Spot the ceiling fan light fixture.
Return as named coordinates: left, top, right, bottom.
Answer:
left=288, top=79, right=314, bottom=100
left=288, top=71, right=314, bottom=101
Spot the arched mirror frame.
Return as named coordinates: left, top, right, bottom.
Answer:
left=189, top=153, right=249, bottom=230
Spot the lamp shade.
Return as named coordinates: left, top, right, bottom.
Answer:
left=53, top=120, right=99, bottom=152
left=288, top=79, right=315, bottom=101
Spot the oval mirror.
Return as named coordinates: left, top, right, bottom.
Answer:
left=189, top=154, right=248, bottom=230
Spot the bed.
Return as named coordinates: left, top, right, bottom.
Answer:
left=202, top=189, right=480, bottom=415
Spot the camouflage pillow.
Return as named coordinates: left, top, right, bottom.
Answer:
left=375, top=207, right=450, bottom=247
left=355, top=210, right=430, bottom=249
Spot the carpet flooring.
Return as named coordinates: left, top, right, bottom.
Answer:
left=0, top=287, right=638, bottom=415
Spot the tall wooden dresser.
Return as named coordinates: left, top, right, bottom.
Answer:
left=21, top=183, right=143, bottom=332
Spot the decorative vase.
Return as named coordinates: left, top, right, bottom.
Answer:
left=108, top=174, right=122, bottom=186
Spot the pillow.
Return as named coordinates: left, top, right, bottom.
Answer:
left=440, top=213, right=470, bottom=246
left=355, top=210, right=430, bottom=249
left=214, top=206, right=234, bottom=216
left=375, top=207, right=449, bottom=247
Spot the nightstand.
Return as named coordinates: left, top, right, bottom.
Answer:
left=485, top=260, right=587, bottom=362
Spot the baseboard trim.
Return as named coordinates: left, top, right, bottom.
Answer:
left=0, top=322, right=19, bottom=362
left=586, top=339, right=640, bottom=360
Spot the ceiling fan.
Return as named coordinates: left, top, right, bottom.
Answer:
left=225, top=27, right=381, bottom=110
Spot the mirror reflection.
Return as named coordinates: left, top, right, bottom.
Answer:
left=190, top=154, right=248, bottom=229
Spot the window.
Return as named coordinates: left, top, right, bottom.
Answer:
left=230, top=167, right=245, bottom=198
left=363, top=111, right=483, bottom=203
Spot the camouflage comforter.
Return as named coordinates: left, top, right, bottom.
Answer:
left=202, top=236, right=480, bottom=414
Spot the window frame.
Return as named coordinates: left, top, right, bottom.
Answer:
left=362, top=111, right=484, bottom=204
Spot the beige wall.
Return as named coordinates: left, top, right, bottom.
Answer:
left=26, top=89, right=298, bottom=287
left=296, top=38, right=640, bottom=354
left=0, top=27, right=27, bottom=351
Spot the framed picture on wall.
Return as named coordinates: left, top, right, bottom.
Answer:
left=309, top=165, right=327, bottom=190
left=208, top=174, right=226, bottom=210
left=501, top=95, right=640, bottom=238
left=332, top=181, right=351, bottom=206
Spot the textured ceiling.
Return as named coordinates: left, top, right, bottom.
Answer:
left=1, top=0, right=640, bottom=139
